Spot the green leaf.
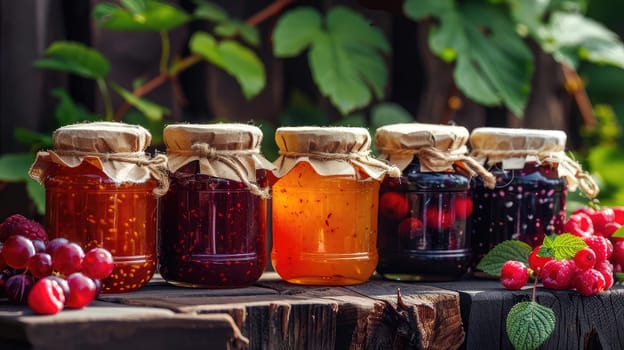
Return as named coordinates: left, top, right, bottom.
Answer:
left=121, top=0, right=148, bottom=14
left=506, top=301, right=555, bottom=350
left=541, top=233, right=587, bottom=260
left=110, top=83, right=170, bottom=121
left=13, top=128, right=53, bottom=150
left=611, top=227, right=624, bottom=239
left=51, top=88, right=101, bottom=127
left=403, top=0, right=454, bottom=20
left=0, top=153, right=35, bottom=182
left=327, top=6, right=390, bottom=54
left=476, top=240, right=532, bottom=277
left=615, top=272, right=624, bottom=283
left=454, top=55, right=501, bottom=106
left=333, top=113, right=367, bottom=127
left=190, top=32, right=266, bottom=99
left=26, top=178, right=46, bottom=215
left=123, top=110, right=165, bottom=145
left=370, top=102, right=414, bottom=130
left=193, top=1, right=228, bottom=22
left=93, top=1, right=190, bottom=32
left=214, top=20, right=260, bottom=47
left=273, top=7, right=322, bottom=57
left=34, top=41, right=110, bottom=80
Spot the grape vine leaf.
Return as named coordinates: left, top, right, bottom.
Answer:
left=110, top=83, right=170, bottom=122
left=34, top=41, right=110, bottom=80
left=404, top=0, right=533, bottom=116
left=539, top=233, right=587, bottom=260
left=93, top=0, right=190, bottom=31
left=190, top=32, right=265, bottom=99
left=476, top=240, right=532, bottom=277
left=507, top=301, right=555, bottom=350
left=273, top=6, right=390, bottom=115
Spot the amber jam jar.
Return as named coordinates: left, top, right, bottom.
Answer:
left=374, top=123, right=495, bottom=281
left=271, top=127, right=399, bottom=285
left=29, top=122, right=169, bottom=293
left=158, top=124, right=274, bottom=288
left=469, top=127, right=599, bottom=272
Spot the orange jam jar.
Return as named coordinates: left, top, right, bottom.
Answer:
left=271, top=126, right=399, bottom=285
left=29, top=122, right=169, bottom=293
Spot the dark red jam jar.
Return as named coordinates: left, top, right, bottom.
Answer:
left=375, top=123, right=495, bottom=281
left=159, top=124, right=274, bottom=288
left=469, top=127, right=599, bottom=273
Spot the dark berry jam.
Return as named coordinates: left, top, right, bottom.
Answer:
left=159, top=162, right=267, bottom=288
left=377, top=159, right=471, bottom=281
left=471, top=162, right=566, bottom=272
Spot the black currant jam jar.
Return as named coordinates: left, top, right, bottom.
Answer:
left=375, top=123, right=495, bottom=281
left=159, top=124, right=275, bottom=288
left=469, top=127, right=599, bottom=273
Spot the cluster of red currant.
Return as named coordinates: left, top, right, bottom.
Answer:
left=0, top=214, right=114, bottom=315
left=501, top=206, right=624, bottom=296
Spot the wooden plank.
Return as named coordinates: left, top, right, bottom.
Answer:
left=0, top=300, right=245, bottom=350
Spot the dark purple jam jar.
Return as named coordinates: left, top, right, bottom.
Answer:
left=469, top=128, right=569, bottom=273
left=159, top=124, right=274, bottom=288
left=375, top=123, right=491, bottom=281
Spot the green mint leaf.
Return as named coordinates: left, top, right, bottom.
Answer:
left=193, top=1, right=229, bottom=22
left=34, top=41, right=110, bottom=80
left=506, top=301, right=555, bottom=350
left=273, top=7, right=322, bottom=57
left=476, top=240, right=532, bottom=277
left=611, top=226, right=624, bottom=239
left=110, top=83, right=170, bottom=121
left=93, top=1, right=190, bottom=32
left=541, top=233, right=587, bottom=260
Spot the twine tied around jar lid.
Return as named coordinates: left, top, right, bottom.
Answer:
left=273, top=126, right=401, bottom=180
left=375, top=123, right=496, bottom=189
left=163, top=123, right=275, bottom=199
left=470, top=127, right=599, bottom=198
left=29, top=122, right=170, bottom=197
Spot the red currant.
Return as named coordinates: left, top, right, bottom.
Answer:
left=2, top=235, right=36, bottom=269
left=574, top=247, right=596, bottom=271
left=564, top=213, right=594, bottom=238
left=27, top=278, right=65, bottom=315
left=52, top=242, right=85, bottom=276
left=528, top=245, right=553, bottom=274
left=540, top=259, right=575, bottom=290
left=380, top=192, right=409, bottom=220
left=27, top=252, right=53, bottom=278
left=574, top=269, right=606, bottom=296
left=82, top=248, right=114, bottom=280
left=500, top=260, right=529, bottom=290
left=65, top=272, right=97, bottom=309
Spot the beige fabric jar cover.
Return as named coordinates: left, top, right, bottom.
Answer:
left=29, top=121, right=169, bottom=196
left=470, top=127, right=599, bottom=198
left=164, top=123, right=275, bottom=198
left=273, top=126, right=400, bottom=180
left=375, top=123, right=496, bottom=188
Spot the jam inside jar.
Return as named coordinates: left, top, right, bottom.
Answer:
left=159, top=161, right=267, bottom=288
left=44, top=160, right=158, bottom=293
left=471, top=161, right=566, bottom=267
left=376, top=159, right=472, bottom=281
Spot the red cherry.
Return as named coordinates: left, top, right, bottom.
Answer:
left=564, top=213, right=594, bottom=238
left=528, top=245, right=553, bottom=274
left=52, top=243, right=85, bottom=276
left=65, top=272, right=97, bottom=309
left=425, top=206, right=455, bottom=230
left=398, top=217, right=424, bottom=240
left=454, top=196, right=473, bottom=219
left=500, top=260, right=529, bottom=290
left=2, top=235, right=36, bottom=269
left=27, top=252, right=53, bottom=278
left=82, top=248, right=114, bottom=280
left=28, top=278, right=65, bottom=315
left=380, top=192, right=409, bottom=220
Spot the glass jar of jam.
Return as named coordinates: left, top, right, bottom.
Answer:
left=469, top=127, right=599, bottom=272
left=158, top=124, right=274, bottom=288
left=29, top=122, right=169, bottom=293
left=375, top=123, right=495, bottom=281
left=271, top=126, right=399, bottom=285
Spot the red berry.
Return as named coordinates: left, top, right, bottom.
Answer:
left=44, top=275, right=70, bottom=301
left=31, top=239, right=46, bottom=253
left=425, top=206, right=455, bottom=230
left=65, top=272, right=97, bottom=309
left=380, top=192, right=409, bottom=220
left=564, top=213, right=594, bottom=238
left=5, top=274, right=34, bottom=304
left=82, top=248, right=114, bottom=280
left=500, top=260, right=529, bottom=290
left=611, top=239, right=624, bottom=266
left=574, top=269, right=606, bottom=296
left=52, top=243, right=85, bottom=276
left=45, top=237, right=69, bottom=256
left=528, top=245, right=553, bottom=274
left=27, top=252, right=53, bottom=278
left=2, top=235, right=36, bottom=269
left=0, top=214, right=48, bottom=243
left=27, top=278, right=65, bottom=315
left=589, top=208, right=615, bottom=236
left=574, top=247, right=597, bottom=271
left=584, top=235, right=611, bottom=261
left=613, top=207, right=624, bottom=225
left=573, top=207, right=596, bottom=217
left=604, top=222, right=622, bottom=237
left=540, top=259, right=575, bottom=290
left=454, top=196, right=473, bottom=219
left=595, top=260, right=614, bottom=290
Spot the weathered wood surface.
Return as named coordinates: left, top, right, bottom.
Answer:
left=2, top=273, right=624, bottom=349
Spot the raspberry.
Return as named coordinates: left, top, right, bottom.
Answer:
left=574, top=269, right=606, bottom=296
left=574, top=248, right=596, bottom=271
left=540, top=259, right=575, bottom=290
left=604, top=222, right=621, bottom=237
left=0, top=214, right=47, bottom=243
left=27, top=278, right=65, bottom=315
left=589, top=208, right=615, bottom=236
left=528, top=245, right=553, bottom=274
left=584, top=235, right=611, bottom=261
left=613, top=207, right=624, bottom=225
left=611, top=239, right=624, bottom=266
left=380, top=192, right=409, bottom=220
left=564, top=213, right=594, bottom=238
left=500, top=260, right=529, bottom=290
left=595, top=260, right=614, bottom=290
